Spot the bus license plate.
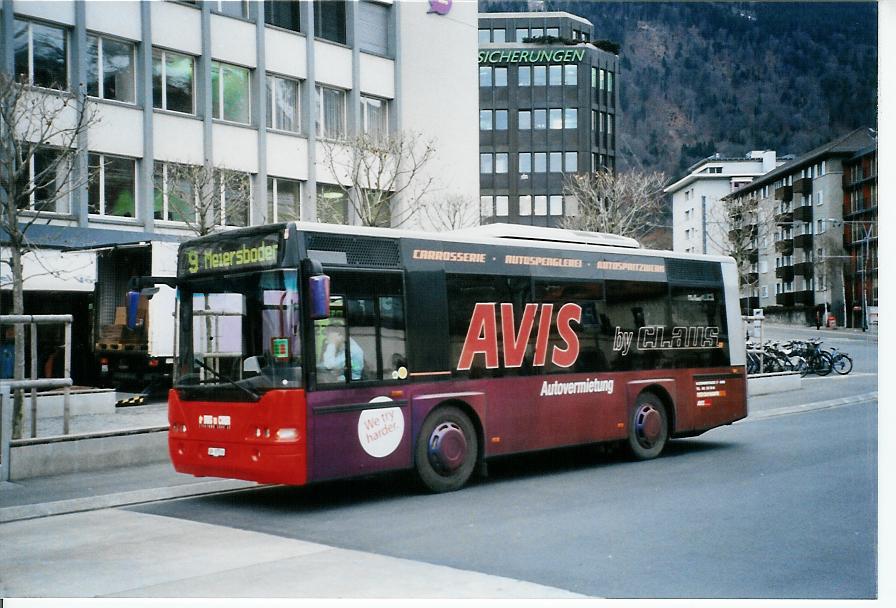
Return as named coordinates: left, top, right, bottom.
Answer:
left=208, top=447, right=226, bottom=458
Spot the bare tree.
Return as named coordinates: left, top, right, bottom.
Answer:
left=815, top=230, right=848, bottom=324
left=559, top=169, right=667, bottom=242
left=419, top=193, right=480, bottom=232
left=1, top=74, right=98, bottom=438
left=319, top=131, right=437, bottom=227
left=159, top=163, right=252, bottom=236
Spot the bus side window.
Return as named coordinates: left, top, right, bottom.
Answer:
left=379, top=295, right=407, bottom=379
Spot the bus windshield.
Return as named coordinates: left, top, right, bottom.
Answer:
left=176, top=269, right=302, bottom=398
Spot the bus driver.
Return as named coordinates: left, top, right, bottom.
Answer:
left=318, top=322, right=364, bottom=382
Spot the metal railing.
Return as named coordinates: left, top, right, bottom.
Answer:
left=0, top=315, right=73, bottom=482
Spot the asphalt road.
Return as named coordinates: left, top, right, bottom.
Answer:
left=130, top=336, right=878, bottom=599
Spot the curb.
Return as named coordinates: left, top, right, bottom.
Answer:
left=741, top=392, right=877, bottom=422
left=0, top=478, right=263, bottom=524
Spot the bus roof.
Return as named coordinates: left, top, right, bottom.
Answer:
left=288, top=222, right=736, bottom=266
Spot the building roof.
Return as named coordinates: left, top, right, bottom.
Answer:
left=478, top=11, right=593, bottom=27
left=725, top=128, right=876, bottom=199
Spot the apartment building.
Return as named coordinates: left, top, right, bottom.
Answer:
left=0, top=0, right=478, bottom=382
left=666, top=151, right=780, bottom=255
left=720, top=128, right=876, bottom=323
left=478, top=10, right=619, bottom=227
left=841, top=143, right=878, bottom=328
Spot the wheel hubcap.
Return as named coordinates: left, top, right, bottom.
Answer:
left=428, top=422, right=467, bottom=475
left=636, top=406, right=662, bottom=447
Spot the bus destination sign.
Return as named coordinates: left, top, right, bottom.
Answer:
left=179, top=232, right=282, bottom=277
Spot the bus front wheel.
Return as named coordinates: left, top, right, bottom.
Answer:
left=415, top=406, right=478, bottom=493
left=627, top=392, right=669, bottom=460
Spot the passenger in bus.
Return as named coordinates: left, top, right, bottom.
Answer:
left=318, top=323, right=364, bottom=381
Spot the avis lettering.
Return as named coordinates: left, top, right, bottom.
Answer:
left=457, top=303, right=582, bottom=370
left=613, top=325, right=720, bottom=355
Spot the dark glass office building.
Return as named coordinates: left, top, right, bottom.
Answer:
left=478, top=11, right=619, bottom=227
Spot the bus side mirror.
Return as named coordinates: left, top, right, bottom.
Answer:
left=308, top=275, right=331, bottom=320
left=126, top=290, right=141, bottom=330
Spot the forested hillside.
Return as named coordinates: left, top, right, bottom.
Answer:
left=480, top=1, right=878, bottom=179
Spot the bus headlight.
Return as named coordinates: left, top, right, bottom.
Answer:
left=276, top=428, right=299, bottom=441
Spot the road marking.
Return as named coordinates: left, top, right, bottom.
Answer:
left=740, top=392, right=877, bottom=423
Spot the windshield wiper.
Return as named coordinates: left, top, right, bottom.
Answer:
left=192, top=358, right=260, bottom=401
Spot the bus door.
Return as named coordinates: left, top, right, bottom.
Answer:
left=306, top=270, right=411, bottom=481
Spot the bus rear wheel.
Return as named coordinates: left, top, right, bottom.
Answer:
left=627, top=392, right=668, bottom=460
left=415, top=406, right=478, bottom=493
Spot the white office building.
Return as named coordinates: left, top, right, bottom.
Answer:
left=1, top=0, right=478, bottom=383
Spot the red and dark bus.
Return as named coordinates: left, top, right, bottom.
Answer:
left=143, top=221, right=747, bottom=492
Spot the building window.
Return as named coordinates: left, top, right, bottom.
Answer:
left=549, top=108, right=563, bottom=129
left=817, top=219, right=826, bottom=234
left=515, top=27, right=528, bottom=42
left=494, top=67, right=507, bottom=87
left=685, top=209, right=691, bottom=221
left=816, top=190, right=823, bottom=206
left=479, top=110, right=493, bottom=131
left=88, top=153, right=136, bottom=218
left=13, top=19, right=68, bottom=90
left=533, top=109, right=547, bottom=129
left=19, top=148, right=72, bottom=214
left=564, top=108, right=577, bottom=129
left=519, top=195, right=532, bottom=216
left=549, top=195, right=563, bottom=216
left=480, top=195, right=494, bottom=218
left=317, top=184, right=347, bottom=224
left=152, top=49, right=194, bottom=114
left=264, top=1, right=301, bottom=32
left=534, top=195, right=547, bottom=216
left=759, top=261, right=768, bottom=273
left=267, top=176, right=301, bottom=222
left=495, top=195, right=508, bottom=217
left=493, top=29, right=505, bottom=43
left=86, top=35, right=136, bottom=103
left=548, top=65, right=562, bottom=86
left=533, top=152, right=546, bottom=173
left=267, top=74, right=300, bottom=132
left=546, top=27, right=559, bottom=37
left=531, top=28, right=543, bottom=38
left=533, top=65, right=546, bottom=86
left=212, top=1, right=250, bottom=19
left=518, top=110, right=531, bottom=130
left=563, top=64, right=577, bottom=85
left=591, top=66, right=597, bottom=89
left=314, top=0, right=347, bottom=45
left=215, top=170, right=252, bottom=227
left=479, top=66, right=491, bottom=87
left=599, top=68, right=605, bottom=91
left=153, top=162, right=196, bottom=224
left=564, top=152, right=577, bottom=172
left=495, top=153, right=508, bottom=174
left=358, top=0, right=392, bottom=55
left=361, top=95, right=389, bottom=137
left=480, top=153, right=493, bottom=173
left=519, top=152, right=532, bottom=173
left=761, top=286, right=768, bottom=298
left=212, top=61, right=251, bottom=124
left=519, top=66, right=531, bottom=86
left=494, top=110, right=508, bottom=130
left=549, top=152, right=562, bottom=173
left=606, top=71, right=614, bottom=93
left=478, top=29, right=490, bottom=44
left=316, top=85, right=346, bottom=139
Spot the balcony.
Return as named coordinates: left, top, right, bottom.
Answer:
left=794, top=261, right=814, bottom=277
left=776, top=292, right=794, bottom=306
left=792, top=177, right=813, bottom=194
left=793, top=290, right=815, bottom=306
left=728, top=223, right=757, bottom=241
left=775, top=185, right=793, bottom=202
left=792, top=203, right=813, bottom=222
left=747, top=248, right=759, bottom=263
left=793, top=233, right=813, bottom=249
left=774, top=236, right=793, bottom=255
left=747, top=271, right=759, bottom=283
left=775, top=265, right=794, bottom=281
left=775, top=204, right=793, bottom=223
